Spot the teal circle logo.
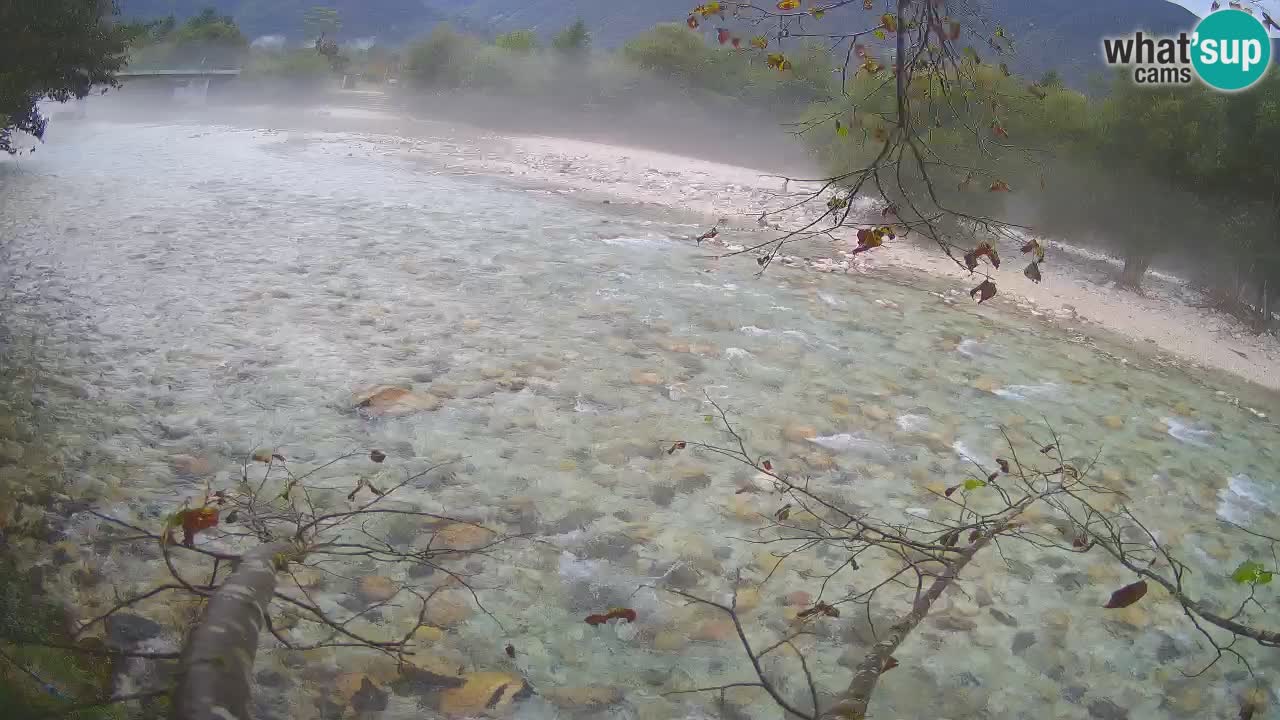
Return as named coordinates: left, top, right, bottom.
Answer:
left=1192, top=9, right=1272, bottom=91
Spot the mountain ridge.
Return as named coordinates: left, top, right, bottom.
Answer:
left=117, top=0, right=1200, bottom=87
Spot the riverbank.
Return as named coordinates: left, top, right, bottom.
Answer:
left=438, top=131, right=1280, bottom=392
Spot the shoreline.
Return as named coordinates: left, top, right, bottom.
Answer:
left=445, top=130, right=1280, bottom=393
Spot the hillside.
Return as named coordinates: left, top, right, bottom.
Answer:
left=117, top=0, right=1199, bottom=87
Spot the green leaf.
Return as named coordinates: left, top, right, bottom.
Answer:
left=836, top=120, right=849, bottom=137
left=704, top=415, right=715, bottom=424
left=873, top=28, right=886, bottom=40
left=1232, top=560, right=1274, bottom=585
left=962, top=478, right=987, bottom=491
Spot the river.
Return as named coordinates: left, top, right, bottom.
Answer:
left=1, top=110, right=1277, bottom=719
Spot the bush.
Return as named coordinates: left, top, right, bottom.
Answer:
left=242, top=49, right=332, bottom=83
left=495, top=30, right=537, bottom=54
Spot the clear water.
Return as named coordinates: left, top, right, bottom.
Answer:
left=1, top=118, right=1277, bottom=719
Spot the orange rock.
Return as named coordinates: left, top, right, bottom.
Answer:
left=436, top=522, right=493, bottom=550
left=353, top=386, right=441, bottom=417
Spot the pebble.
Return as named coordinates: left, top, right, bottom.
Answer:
left=653, top=630, right=688, bottom=652
left=1087, top=698, right=1129, bottom=720
left=425, top=593, right=475, bottom=627
left=692, top=617, right=737, bottom=642
left=357, top=575, right=398, bottom=603
left=170, top=454, right=212, bottom=477
left=782, top=424, right=818, bottom=442
left=1010, top=630, right=1037, bottom=655
left=862, top=404, right=890, bottom=421
left=1103, top=415, right=1125, bottom=429
left=629, top=370, right=663, bottom=385
left=436, top=522, right=493, bottom=550
left=543, top=686, right=623, bottom=709
left=439, top=672, right=532, bottom=715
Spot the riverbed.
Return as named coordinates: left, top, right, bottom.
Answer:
left=1, top=111, right=1278, bottom=719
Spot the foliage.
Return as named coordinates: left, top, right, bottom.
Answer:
left=551, top=18, right=591, bottom=54
left=0, top=0, right=129, bottom=154
left=172, top=7, right=247, bottom=47
left=403, top=24, right=480, bottom=90
left=495, top=29, right=538, bottom=54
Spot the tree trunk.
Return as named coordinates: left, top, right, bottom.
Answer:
left=1117, top=249, right=1151, bottom=290
left=173, top=541, right=302, bottom=720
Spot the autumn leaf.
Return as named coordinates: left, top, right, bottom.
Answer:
left=687, top=14, right=699, bottom=28
left=369, top=449, right=387, bottom=463
left=751, top=35, right=769, bottom=49
left=1024, top=261, right=1042, bottom=283
left=989, top=180, right=1011, bottom=192
left=882, top=656, right=900, bottom=672
left=667, top=441, right=687, bottom=455
left=1103, top=580, right=1148, bottom=608
left=766, top=53, right=793, bottom=71
left=717, top=27, right=731, bottom=44
left=972, top=241, right=1000, bottom=268
left=178, top=506, right=219, bottom=547
left=881, top=13, right=897, bottom=32
left=775, top=504, right=792, bottom=521
left=762, top=459, right=773, bottom=471
left=873, top=28, right=886, bottom=40
left=697, top=1, right=723, bottom=15
left=964, top=251, right=979, bottom=271
left=777, top=0, right=801, bottom=10
left=252, top=449, right=273, bottom=463
left=505, top=644, right=516, bottom=658
left=944, top=484, right=959, bottom=497
left=991, top=122, right=1009, bottom=139
left=811, top=7, right=825, bottom=18
left=996, top=458, right=1010, bottom=473
left=994, top=25, right=1007, bottom=39
left=969, top=279, right=997, bottom=304
left=854, top=43, right=867, bottom=58
left=835, top=119, right=849, bottom=137
left=863, top=0, right=873, bottom=8
left=798, top=601, right=840, bottom=619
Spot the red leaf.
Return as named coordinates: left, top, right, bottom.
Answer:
left=667, top=441, right=687, bottom=455
left=584, top=613, right=609, bottom=626
left=762, top=460, right=773, bottom=471
left=717, top=28, right=731, bottom=44
left=944, top=484, right=959, bottom=497
left=883, top=656, right=900, bottom=672
left=986, top=471, right=999, bottom=482
left=991, top=122, right=1008, bottom=139
left=996, top=458, right=1010, bottom=473
left=606, top=607, right=638, bottom=623
left=178, top=507, right=219, bottom=548
left=969, top=280, right=997, bottom=304
left=989, top=180, right=1011, bottom=192
left=1103, top=580, right=1148, bottom=609
left=687, top=15, right=700, bottom=28
left=731, top=37, right=742, bottom=48
left=963, top=251, right=979, bottom=271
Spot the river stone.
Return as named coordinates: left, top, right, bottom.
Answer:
left=105, top=612, right=162, bottom=646
left=425, top=592, right=475, bottom=627
left=782, top=424, right=818, bottom=442
left=170, top=454, right=212, bottom=477
left=1011, top=631, right=1037, bottom=655
left=629, top=370, right=663, bottom=385
left=691, top=617, right=736, bottom=642
left=650, top=485, right=676, bottom=507
left=988, top=608, right=1018, bottom=627
left=357, top=575, right=398, bottom=603
left=435, top=522, right=493, bottom=550
left=353, top=386, right=441, bottom=417
left=543, top=686, right=623, bottom=709
left=1087, top=698, right=1129, bottom=720
left=1103, top=415, right=1125, bottom=429
left=438, top=672, right=533, bottom=715
left=653, top=630, right=688, bottom=652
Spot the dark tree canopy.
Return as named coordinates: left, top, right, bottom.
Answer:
left=0, top=0, right=129, bottom=154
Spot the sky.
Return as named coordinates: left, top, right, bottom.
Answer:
left=1167, top=0, right=1280, bottom=35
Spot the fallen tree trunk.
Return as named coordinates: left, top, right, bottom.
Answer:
left=173, top=541, right=302, bottom=720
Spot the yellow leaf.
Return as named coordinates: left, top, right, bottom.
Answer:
left=777, top=0, right=800, bottom=9
left=811, top=8, right=825, bottom=18
left=751, top=35, right=769, bottom=49
left=766, top=53, right=792, bottom=71
left=863, top=0, right=873, bottom=8
left=881, top=12, right=897, bottom=32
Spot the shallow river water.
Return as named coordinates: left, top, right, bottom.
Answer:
left=1, top=116, right=1278, bottom=720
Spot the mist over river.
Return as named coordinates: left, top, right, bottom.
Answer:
left=1, top=113, right=1277, bottom=719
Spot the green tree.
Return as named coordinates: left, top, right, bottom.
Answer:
left=172, top=7, right=246, bottom=47
left=403, top=24, right=475, bottom=89
left=551, top=18, right=590, bottom=55
left=302, top=6, right=342, bottom=40
left=495, top=29, right=538, bottom=54
left=0, top=0, right=129, bottom=154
